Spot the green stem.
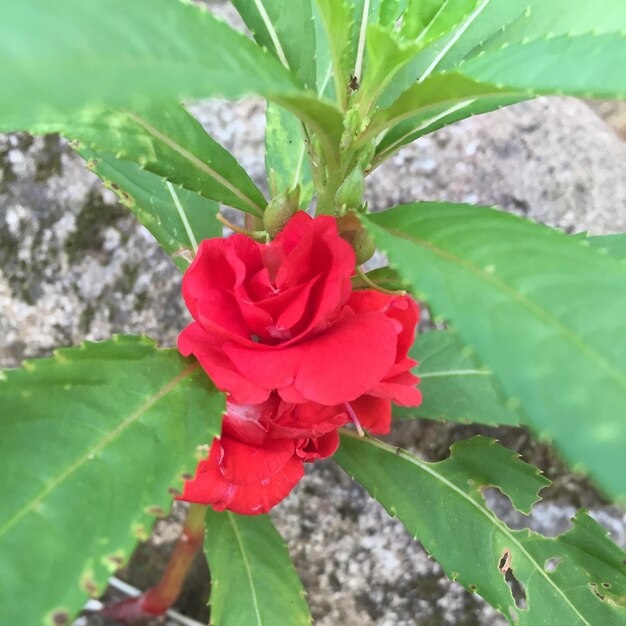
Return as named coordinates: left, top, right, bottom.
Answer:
left=315, top=167, right=344, bottom=215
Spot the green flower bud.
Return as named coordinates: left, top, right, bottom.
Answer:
left=337, top=211, right=376, bottom=265
left=263, top=186, right=300, bottom=239
left=335, top=167, right=365, bottom=213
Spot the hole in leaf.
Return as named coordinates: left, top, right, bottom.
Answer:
left=498, top=550, right=527, bottom=610
left=499, top=548, right=512, bottom=573
left=602, top=582, right=611, bottom=589
left=590, top=583, right=606, bottom=602
left=544, top=557, right=562, bottom=572
left=504, top=568, right=527, bottom=610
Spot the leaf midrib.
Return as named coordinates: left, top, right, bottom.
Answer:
left=373, top=99, right=477, bottom=165
left=371, top=86, right=525, bottom=140
left=228, top=512, right=264, bottom=626
left=418, top=368, right=491, bottom=379
left=0, top=362, right=200, bottom=539
left=418, top=0, right=494, bottom=82
left=251, top=0, right=290, bottom=69
left=125, top=111, right=265, bottom=216
left=377, top=224, right=626, bottom=391
left=340, top=430, right=590, bottom=625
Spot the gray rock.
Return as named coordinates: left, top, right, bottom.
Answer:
left=368, top=97, right=626, bottom=234
left=1, top=70, right=625, bottom=625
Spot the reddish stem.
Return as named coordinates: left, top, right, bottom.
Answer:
left=101, top=504, right=207, bottom=623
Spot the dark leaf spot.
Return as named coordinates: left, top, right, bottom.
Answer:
left=106, top=554, right=124, bottom=567
left=52, top=610, right=69, bottom=625
left=145, top=505, right=165, bottom=517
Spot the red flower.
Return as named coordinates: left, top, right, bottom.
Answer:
left=180, top=397, right=345, bottom=514
left=178, top=213, right=422, bottom=514
left=179, top=213, right=421, bottom=409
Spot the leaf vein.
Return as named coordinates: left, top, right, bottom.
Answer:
left=0, top=362, right=200, bottom=540
left=342, top=430, right=590, bottom=625
left=228, top=512, right=264, bottom=626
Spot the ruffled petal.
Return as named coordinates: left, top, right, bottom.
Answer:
left=268, top=403, right=348, bottom=439
left=183, top=234, right=262, bottom=326
left=370, top=377, right=423, bottom=407
left=179, top=436, right=304, bottom=515
left=220, top=437, right=296, bottom=485
left=349, top=395, right=392, bottom=435
left=178, top=323, right=269, bottom=404
left=296, top=430, right=340, bottom=462
left=223, top=312, right=398, bottom=405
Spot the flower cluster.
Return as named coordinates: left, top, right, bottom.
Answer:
left=178, top=213, right=421, bottom=514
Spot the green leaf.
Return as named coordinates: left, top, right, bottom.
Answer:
left=358, top=25, right=423, bottom=106
left=0, top=0, right=301, bottom=120
left=401, top=0, right=525, bottom=74
left=365, top=72, right=522, bottom=156
left=363, top=203, right=626, bottom=500
left=395, top=330, right=521, bottom=425
left=459, top=33, right=626, bottom=100
left=204, top=511, right=311, bottom=626
left=0, top=0, right=346, bottom=169
left=0, top=336, right=224, bottom=626
left=475, top=0, right=626, bottom=60
left=3, top=104, right=268, bottom=216
left=414, top=0, right=483, bottom=51
left=373, top=0, right=626, bottom=128
left=310, top=1, right=335, bottom=100
left=586, top=234, right=626, bottom=261
left=232, top=0, right=317, bottom=89
left=351, top=266, right=407, bottom=291
left=336, top=432, right=626, bottom=625
left=315, top=0, right=354, bottom=106
left=77, top=147, right=221, bottom=271
left=265, top=103, right=315, bottom=206
left=378, top=0, right=405, bottom=27
left=372, top=28, right=626, bottom=161
left=377, top=0, right=495, bottom=105
left=369, top=72, right=509, bottom=132
left=374, top=91, right=523, bottom=163
left=273, top=94, right=344, bottom=167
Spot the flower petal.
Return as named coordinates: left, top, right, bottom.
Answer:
left=223, top=312, right=398, bottom=405
left=180, top=436, right=304, bottom=515
left=350, top=395, right=392, bottom=435
left=178, top=323, right=269, bottom=404
left=220, top=437, right=296, bottom=485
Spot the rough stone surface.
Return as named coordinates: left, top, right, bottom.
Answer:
left=1, top=25, right=625, bottom=624
left=589, top=100, right=626, bottom=140
left=368, top=96, right=626, bottom=234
